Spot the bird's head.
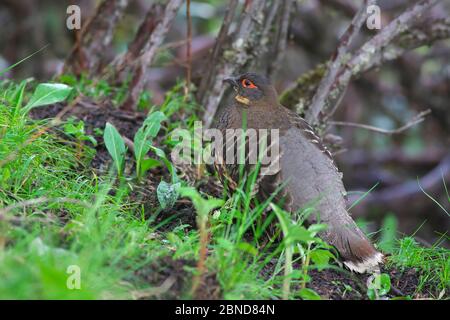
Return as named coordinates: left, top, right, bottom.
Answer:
left=223, top=72, right=277, bottom=106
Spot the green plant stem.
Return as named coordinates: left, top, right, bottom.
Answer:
left=301, top=242, right=312, bottom=290
left=283, top=245, right=293, bottom=300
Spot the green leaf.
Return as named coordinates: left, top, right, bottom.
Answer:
left=286, top=225, right=314, bottom=244
left=149, top=145, right=178, bottom=184
left=86, top=135, right=98, bottom=146
left=237, top=242, right=258, bottom=256
left=299, top=288, right=321, bottom=300
left=23, top=83, right=72, bottom=114
left=270, top=203, right=290, bottom=237
left=103, top=122, right=126, bottom=176
left=157, top=181, right=181, bottom=209
left=11, top=80, right=27, bottom=119
left=367, top=273, right=391, bottom=300
left=141, top=158, right=161, bottom=172
left=179, top=187, right=224, bottom=218
left=12, top=80, right=27, bottom=107
left=134, top=111, right=166, bottom=178
left=0, top=44, right=49, bottom=77
left=307, top=223, right=328, bottom=234
left=309, top=249, right=334, bottom=267
left=378, top=273, right=391, bottom=296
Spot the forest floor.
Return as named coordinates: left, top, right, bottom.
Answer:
left=23, top=99, right=445, bottom=300
left=1, top=79, right=448, bottom=300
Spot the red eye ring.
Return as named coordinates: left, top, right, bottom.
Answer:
left=241, top=79, right=257, bottom=89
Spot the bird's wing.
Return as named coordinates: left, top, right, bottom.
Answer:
left=284, top=108, right=336, bottom=166
left=259, top=122, right=382, bottom=272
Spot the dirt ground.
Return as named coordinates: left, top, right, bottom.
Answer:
left=30, top=100, right=440, bottom=300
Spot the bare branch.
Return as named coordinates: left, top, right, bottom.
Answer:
left=350, top=154, right=450, bottom=217
left=329, top=109, right=431, bottom=135
left=185, top=0, right=193, bottom=97
left=196, top=0, right=239, bottom=104
left=200, top=0, right=288, bottom=128
left=200, top=0, right=268, bottom=128
left=120, top=0, right=183, bottom=111
left=110, top=3, right=165, bottom=77
left=63, top=0, right=129, bottom=76
left=306, top=0, right=375, bottom=124
left=280, top=16, right=449, bottom=118
left=267, top=0, right=294, bottom=75
left=307, top=0, right=441, bottom=124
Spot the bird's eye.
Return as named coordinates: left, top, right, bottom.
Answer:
left=241, top=79, right=257, bottom=89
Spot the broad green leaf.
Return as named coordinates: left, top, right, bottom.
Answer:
left=377, top=273, right=391, bottom=296
left=157, top=181, right=181, bottom=209
left=309, top=249, right=335, bottom=267
left=103, top=122, right=126, bottom=176
left=134, top=111, right=166, bottom=178
left=286, top=225, right=314, bottom=244
left=149, top=145, right=178, bottom=183
left=149, top=145, right=166, bottom=158
left=23, top=83, right=72, bottom=114
left=299, top=288, right=321, bottom=300
left=141, top=158, right=161, bottom=172
left=307, top=223, right=328, bottom=234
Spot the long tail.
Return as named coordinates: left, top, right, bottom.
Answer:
left=320, top=213, right=383, bottom=273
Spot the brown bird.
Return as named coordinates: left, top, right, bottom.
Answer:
left=213, top=72, right=383, bottom=273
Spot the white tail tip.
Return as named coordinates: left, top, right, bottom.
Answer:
left=344, top=252, right=384, bottom=273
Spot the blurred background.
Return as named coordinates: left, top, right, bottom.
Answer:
left=1, top=0, right=449, bottom=245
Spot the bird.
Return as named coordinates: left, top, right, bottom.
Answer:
left=212, top=72, right=383, bottom=273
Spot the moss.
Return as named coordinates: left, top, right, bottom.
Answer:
left=279, top=62, right=328, bottom=113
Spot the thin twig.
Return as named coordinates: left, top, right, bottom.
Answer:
left=184, top=0, right=192, bottom=98
left=329, top=109, right=431, bottom=135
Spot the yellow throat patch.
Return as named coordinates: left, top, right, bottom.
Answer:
left=235, top=95, right=250, bottom=105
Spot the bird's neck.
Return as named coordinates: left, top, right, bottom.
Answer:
left=229, top=102, right=287, bottom=131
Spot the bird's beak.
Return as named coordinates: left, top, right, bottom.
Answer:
left=223, top=76, right=239, bottom=91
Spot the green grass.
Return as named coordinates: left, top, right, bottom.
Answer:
left=0, top=79, right=448, bottom=300
left=0, top=81, right=169, bottom=298
left=387, top=236, right=449, bottom=297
